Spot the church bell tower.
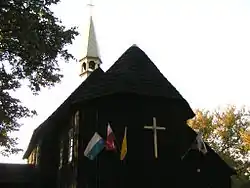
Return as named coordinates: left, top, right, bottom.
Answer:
left=79, top=3, right=101, bottom=78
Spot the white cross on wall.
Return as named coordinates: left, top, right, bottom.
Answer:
left=144, top=117, right=166, bottom=158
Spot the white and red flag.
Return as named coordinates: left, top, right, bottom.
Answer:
left=105, top=123, right=116, bottom=151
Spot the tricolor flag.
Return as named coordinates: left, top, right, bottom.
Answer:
left=120, top=126, right=127, bottom=160
left=105, top=123, right=116, bottom=151
left=84, top=132, right=105, bottom=160
left=196, top=133, right=207, bottom=154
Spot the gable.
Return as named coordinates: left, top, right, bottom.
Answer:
left=73, top=46, right=195, bottom=120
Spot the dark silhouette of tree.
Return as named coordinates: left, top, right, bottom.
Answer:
left=0, top=0, right=78, bottom=156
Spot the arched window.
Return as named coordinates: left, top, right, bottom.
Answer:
left=73, top=111, right=80, bottom=161
left=68, top=111, right=80, bottom=164
left=59, top=140, right=64, bottom=168
left=82, top=62, right=87, bottom=71
left=28, top=153, right=33, bottom=164
left=35, top=145, right=40, bottom=165
left=89, top=61, right=96, bottom=70
left=32, top=150, right=36, bottom=164
left=74, top=111, right=80, bottom=132
left=68, top=128, right=74, bottom=163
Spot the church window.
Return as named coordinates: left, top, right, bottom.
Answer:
left=28, top=154, right=32, bottom=164
left=29, top=151, right=35, bottom=164
left=68, top=128, right=74, bottom=163
left=35, top=145, right=40, bottom=165
left=89, top=61, right=95, bottom=70
left=82, top=62, right=87, bottom=71
left=74, top=111, right=80, bottom=133
left=59, top=140, right=64, bottom=168
left=31, top=150, right=36, bottom=164
left=73, top=111, right=80, bottom=160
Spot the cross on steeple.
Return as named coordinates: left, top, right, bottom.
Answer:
left=87, top=0, right=94, bottom=15
left=144, top=117, right=166, bottom=158
left=79, top=0, right=101, bottom=78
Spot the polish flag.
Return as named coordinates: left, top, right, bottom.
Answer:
left=106, top=123, right=116, bottom=151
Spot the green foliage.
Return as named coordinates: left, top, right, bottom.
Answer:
left=188, top=106, right=250, bottom=187
left=0, top=0, right=78, bottom=156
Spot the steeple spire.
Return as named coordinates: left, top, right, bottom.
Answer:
left=79, top=1, right=101, bottom=78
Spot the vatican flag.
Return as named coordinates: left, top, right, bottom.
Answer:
left=120, top=126, right=127, bottom=160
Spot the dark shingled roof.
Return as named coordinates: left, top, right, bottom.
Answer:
left=24, top=46, right=195, bottom=158
left=23, top=68, right=105, bottom=159
left=73, top=45, right=194, bottom=119
left=24, top=45, right=195, bottom=158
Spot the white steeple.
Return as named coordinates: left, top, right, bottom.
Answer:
left=79, top=2, right=101, bottom=78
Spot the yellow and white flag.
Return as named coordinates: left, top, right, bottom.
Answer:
left=120, top=126, right=127, bottom=160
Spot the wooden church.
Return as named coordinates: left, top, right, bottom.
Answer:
left=23, top=12, right=236, bottom=188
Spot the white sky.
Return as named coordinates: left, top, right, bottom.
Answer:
left=1, top=0, right=250, bottom=163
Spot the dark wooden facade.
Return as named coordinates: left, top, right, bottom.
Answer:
left=0, top=163, right=38, bottom=188
left=75, top=94, right=234, bottom=188
left=23, top=45, right=236, bottom=188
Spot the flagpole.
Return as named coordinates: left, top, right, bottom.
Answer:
left=113, top=131, right=121, bottom=152
left=181, top=147, right=192, bottom=160
left=95, top=109, right=100, bottom=188
left=120, top=126, right=127, bottom=188
left=181, top=138, right=196, bottom=160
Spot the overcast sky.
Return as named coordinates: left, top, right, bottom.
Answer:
left=1, top=0, right=250, bottom=163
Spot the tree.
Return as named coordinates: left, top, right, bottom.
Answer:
left=187, top=106, right=250, bottom=187
left=0, top=0, right=78, bottom=156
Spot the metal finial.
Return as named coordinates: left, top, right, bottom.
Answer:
left=87, top=0, right=94, bottom=15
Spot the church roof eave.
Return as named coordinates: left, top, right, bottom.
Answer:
left=23, top=68, right=105, bottom=159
